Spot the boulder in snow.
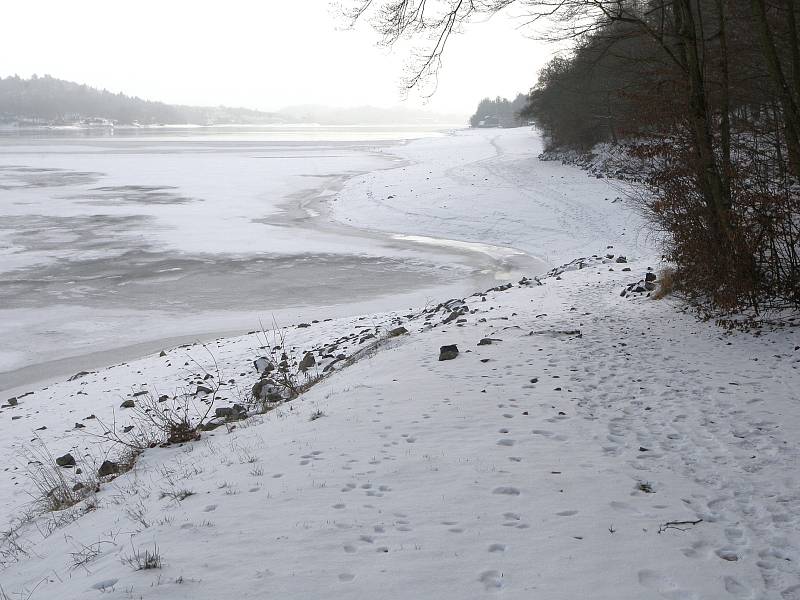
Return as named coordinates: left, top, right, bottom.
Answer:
left=56, top=453, right=75, bottom=468
left=98, top=460, right=119, bottom=477
left=439, top=345, right=459, bottom=361
left=299, top=352, right=316, bottom=371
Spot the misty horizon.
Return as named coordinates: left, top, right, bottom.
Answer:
left=1, top=2, right=552, bottom=115
left=0, top=74, right=489, bottom=129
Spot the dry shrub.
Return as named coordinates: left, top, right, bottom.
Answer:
left=19, top=438, right=98, bottom=513
left=250, top=323, right=321, bottom=412
left=630, top=134, right=800, bottom=313
left=92, top=359, right=222, bottom=453
left=652, top=267, right=676, bottom=300
left=122, top=543, right=162, bottom=570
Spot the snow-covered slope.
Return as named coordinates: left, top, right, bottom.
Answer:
left=333, top=127, right=647, bottom=265
left=1, top=129, right=799, bottom=600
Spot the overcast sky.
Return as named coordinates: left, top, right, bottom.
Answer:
left=2, top=1, right=557, bottom=115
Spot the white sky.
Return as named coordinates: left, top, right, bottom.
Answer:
left=1, top=1, right=557, bottom=115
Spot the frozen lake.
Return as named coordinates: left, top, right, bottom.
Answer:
left=0, top=126, right=539, bottom=392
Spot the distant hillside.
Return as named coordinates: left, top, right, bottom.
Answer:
left=0, top=75, right=284, bottom=126
left=0, top=75, right=467, bottom=128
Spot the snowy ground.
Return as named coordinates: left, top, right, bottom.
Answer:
left=1, top=129, right=799, bottom=599
left=331, top=127, right=645, bottom=263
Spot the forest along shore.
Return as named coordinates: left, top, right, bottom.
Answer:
left=1, top=128, right=798, bottom=600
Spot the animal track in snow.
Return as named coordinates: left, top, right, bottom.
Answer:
left=493, top=486, right=520, bottom=496
left=479, top=570, right=504, bottom=591
left=716, top=548, right=739, bottom=562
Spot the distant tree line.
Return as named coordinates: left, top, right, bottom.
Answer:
left=0, top=75, right=280, bottom=125
left=468, top=95, right=529, bottom=128
left=345, top=0, right=800, bottom=313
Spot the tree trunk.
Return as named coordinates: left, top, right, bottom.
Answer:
left=714, top=0, right=732, bottom=199
left=786, top=0, right=800, bottom=106
left=752, top=0, right=800, bottom=176
left=675, top=0, right=733, bottom=237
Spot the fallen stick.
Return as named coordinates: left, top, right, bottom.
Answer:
left=657, top=519, right=703, bottom=534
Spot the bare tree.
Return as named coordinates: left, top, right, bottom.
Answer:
left=341, top=0, right=800, bottom=311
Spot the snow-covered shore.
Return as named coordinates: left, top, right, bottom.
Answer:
left=1, top=129, right=799, bottom=600
left=0, top=130, right=521, bottom=390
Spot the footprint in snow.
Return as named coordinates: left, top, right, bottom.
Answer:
left=493, top=486, right=520, bottom=496
left=91, top=579, right=119, bottom=591
left=609, top=501, right=637, bottom=513
left=782, top=584, right=800, bottom=600
left=479, top=570, right=504, bottom=591
left=556, top=510, right=578, bottom=517
left=638, top=569, right=698, bottom=600
left=724, top=527, right=746, bottom=544
left=723, top=576, right=752, bottom=599
left=488, top=543, right=506, bottom=553
left=338, top=573, right=356, bottom=583
left=716, top=548, right=739, bottom=562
